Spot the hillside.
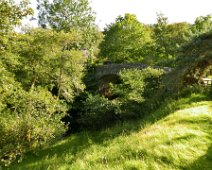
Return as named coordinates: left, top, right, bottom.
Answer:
left=8, top=93, right=212, bottom=170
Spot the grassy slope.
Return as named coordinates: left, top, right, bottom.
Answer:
left=8, top=94, right=212, bottom=170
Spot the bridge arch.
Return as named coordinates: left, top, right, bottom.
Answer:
left=93, top=63, right=171, bottom=98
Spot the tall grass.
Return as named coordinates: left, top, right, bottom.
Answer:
left=7, top=93, right=212, bottom=170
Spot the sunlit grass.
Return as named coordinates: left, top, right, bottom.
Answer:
left=8, top=94, right=212, bottom=170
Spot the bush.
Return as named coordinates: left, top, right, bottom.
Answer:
left=0, top=86, right=67, bottom=167
left=67, top=68, right=164, bottom=131
left=111, top=67, right=164, bottom=119
left=77, top=94, right=115, bottom=130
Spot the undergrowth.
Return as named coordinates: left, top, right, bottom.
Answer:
left=6, top=92, right=212, bottom=170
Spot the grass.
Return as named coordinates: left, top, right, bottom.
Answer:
left=7, top=93, right=212, bottom=170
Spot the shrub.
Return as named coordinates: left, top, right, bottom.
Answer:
left=111, top=67, right=164, bottom=119
left=77, top=94, right=115, bottom=130
left=0, top=86, right=67, bottom=166
left=67, top=68, right=164, bottom=131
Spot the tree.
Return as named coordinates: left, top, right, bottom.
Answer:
left=10, top=28, right=86, bottom=102
left=0, top=0, right=33, bottom=33
left=152, top=13, right=190, bottom=66
left=152, top=13, right=171, bottom=64
left=37, top=0, right=101, bottom=64
left=0, top=1, right=90, bottom=165
left=0, top=0, right=33, bottom=53
left=37, top=0, right=95, bottom=32
left=192, top=14, right=212, bottom=36
left=0, top=27, right=87, bottom=166
left=99, top=13, right=152, bottom=63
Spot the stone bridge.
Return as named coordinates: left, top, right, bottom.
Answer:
left=94, top=63, right=171, bottom=79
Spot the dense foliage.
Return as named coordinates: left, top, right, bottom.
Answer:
left=0, top=86, right=66, bottom=166
left=1, top=0, right=212, bottom=168
left=99, top=13, right=212, bottom=67
left=0, top=0, right=96, bottom=166
left=99, top=13, right=152, bottom=63
left=8, top=93, right=212, bottom=170
left=0, top=0, right=33, bottom=33
left=161, top=31, right=212, bottom=94
left=110, top=68, right=164, bottom=119
left=66, top=68, right=163, bottom=131
left=0, top=26, right=89, bottom=168
left=150, top=13, right=191, bottom=66
left=37, top=0, right=102, bottom=62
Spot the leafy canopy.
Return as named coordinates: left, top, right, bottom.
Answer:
left=0, top=0, right=33, bottom=33
left=151, top=13, right=191, bottom=66
left=37, top=0, right=102, bottom=61
left=37, top=0, right=95, bottom=32
left=99, top=13, right=151, bottom=63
